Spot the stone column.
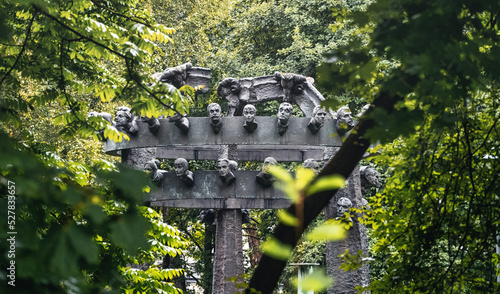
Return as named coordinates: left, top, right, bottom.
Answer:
left=212, top=209, right=244, bottom=293
left=323, top=147, right=370, bottom=294
left=212, top=144, right=244, bottom=293
left=121, top=148, right=157, bottom=204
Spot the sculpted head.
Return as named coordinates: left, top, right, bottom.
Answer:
left=144, top=161, right=157, bottom=174
left=277, top=102, right=293, bottom=121
left=217, top=77, right=241, bottom=97
left=115, top=106, right=133, bottom=127
left=262, top=157, right=277, bottom=173
left=361, top=166, right=381, bottom=188
left=174, top=158, right=189, bottom=177
left=243, top=104, right=257, bottom=123
left=217, top=158, right=231, bottom=177
left=303, top=158, right=320, bottom=175
left=208, top=103, right=222, bottom=123
left=312, top=106, right=328, bottom=125
left=337, top=106, right=353, bottom=126
left=337, top=197, right=352, bottom=216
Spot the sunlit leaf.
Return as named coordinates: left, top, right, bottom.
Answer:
left=306, top=174, right=345, bottom=196
left=277, top=210, right=299, bottom=226
left=306, top=221, right=346, bottom=242
left=292, top=269, right=333, bottom=292
left=295, top=167, right=316, bottom=191
left=261, top=237, right=292, bottom=261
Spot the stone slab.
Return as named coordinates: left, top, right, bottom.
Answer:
left=153, top=146, right=324, bottom=161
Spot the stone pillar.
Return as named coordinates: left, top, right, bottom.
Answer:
left=121, top=148, right=157, bottom=204
left=212, top=144, right=244, bottom=293
left=212, top=209, right=244, bottom=293
left=121, top=148, right=157, bottom=168
left=323, top=147, right=370, bottom=294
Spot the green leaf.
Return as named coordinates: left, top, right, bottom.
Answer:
left=268, top=165, right=299, bottom=202
left=306, top=222, right=346, bottom=242
left=307, top=174, right=345, bottom=196
left=295, top=167, right=315, bottom=191
left=277, top=210, right=299, bottom=227
left=292, top=269, right=333, bottom=292
left=68, top=226, right=99, bottom=264
left=261, top=237, right=292, bottom=261
left=109, top=213, right=149, bottom=255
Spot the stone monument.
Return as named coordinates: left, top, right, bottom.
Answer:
left=99, top=64, right=370, bottom=293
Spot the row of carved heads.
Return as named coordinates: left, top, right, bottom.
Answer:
left=205, top=102, right=363, bottom=136
left=88, top=102, right=365, bottom=139
left=143, top=157, right=330, bottom=188
left=144, top=158, right=383, bottom=190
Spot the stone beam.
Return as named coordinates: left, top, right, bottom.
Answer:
left=155, top=146, right=324, bottom=161
left=148, top=171, right=289, bottom=209
left=104, top=117, right=342, bottom=155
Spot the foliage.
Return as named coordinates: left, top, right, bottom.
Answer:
left=0, top=132, right=185, bottom=293
left=365, top=95, right=500, bottom=292
left=316, top=0, right=500, bottom=293
left=0, top=0, right=191, bottom=132
left=0, top=0, right=190, bottom=293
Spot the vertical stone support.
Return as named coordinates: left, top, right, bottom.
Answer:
left=213, top=209, right=244, bottom=293
left=121, top=148, right=157, bottom=204
left=323, top=148, right=370, bottom=294
left=121, top=148, right=157, bottom=168
left=212, top=144, right=244, bottom=293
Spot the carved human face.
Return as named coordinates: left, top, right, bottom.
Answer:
left=278, top=103, right=293, bottom=120
left=208, top=103, right=221, bottom=122
left=217, top=159, right=230, bottom=177
left=303, top=159, right=320, bottom=175
left=174, top=158, right=188, bottom=177
left=338, top=108, right=353, bottom=126
left=337, top=197, right=352, bottom=215
left=365, top=168, right=381, bottom=188
left=115, top=110, right=129, bottom=126
left=314, top=107, right=328, bottom=125
left=230, top=82, right=240, bottom=94
left=262, top=157, right=277, bottom=173
left=243, top=105, right=256, bottom=122
left=144, top=162, right=156, bottom=175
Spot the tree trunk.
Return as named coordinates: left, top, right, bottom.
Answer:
left=246, top=92, right=401, bottom=293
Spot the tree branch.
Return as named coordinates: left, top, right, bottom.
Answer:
left=34, top=6, right=128, bottom=59
left=0, top=11, right=37, bottom=88
left=89, top=0, right=155, bottom=29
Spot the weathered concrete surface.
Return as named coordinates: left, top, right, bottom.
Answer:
left=104, top=117, right=342, bottom=155
left=155, top=145, right=325, bottom=161
left=325, top=166, right=370, bottom=294
left=156, top=63, right=211, bottom=93
left=212, top=209, right=243, bottom=293
left=218, top=73, right=324, bottom=117
left=121, top=148, right=156, bottom=168
left=148, top=171, right=291, bottom=209
left=186, top=67, right=211, bottom=93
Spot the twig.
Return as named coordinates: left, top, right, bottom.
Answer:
left=0, top=11, right=38, bottom=88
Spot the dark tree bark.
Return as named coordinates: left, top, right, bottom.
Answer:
left=245, top=224, right=262, bottom=268
left=202, top=222, right=215, bottom=294
left=246, top=92, right=401, bottom=293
